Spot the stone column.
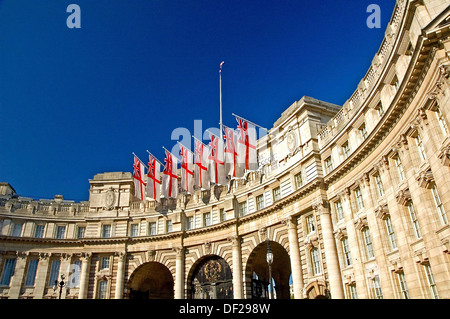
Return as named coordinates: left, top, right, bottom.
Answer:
left=283, top=216, right=304, bottom=299
left=174, top=247, right=185, bottom=299
left=114, top=252, right=126, bottom=299
left=9, top=252, right=27, bottom=299
left=78, top=253, right=91, bottom=299
left=313, top=199, right=345, bottom=299
left=229, top=236, right=243, bottom=299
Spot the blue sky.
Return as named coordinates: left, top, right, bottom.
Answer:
left=0, top=0, right=395, bottom=201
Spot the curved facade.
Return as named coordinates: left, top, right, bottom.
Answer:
left=1, top=0, right=450, bottom=299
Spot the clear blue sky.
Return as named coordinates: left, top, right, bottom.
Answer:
left=0, top=0, right=395, bottom=201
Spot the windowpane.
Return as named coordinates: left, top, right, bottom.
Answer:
left=25, top=259, right=39, bottom=286
left=0, top=258, right=16, bottom=286
left=48, top=260, right=61, bottom=286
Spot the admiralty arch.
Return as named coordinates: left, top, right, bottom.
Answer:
left=1, top=0, right=450, bottom=299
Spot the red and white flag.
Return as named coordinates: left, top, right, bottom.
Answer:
left=179, top=143, right=194, bottom=194
left=223, top=125, right=244, bottom=178
left=208, top=131, right=227, bottom=185
left=133, top=154, right=146, bottom=201
left=162, top=148, right=178, bottom=198
left=236, top=116, right=258, bottom=171
left=146, top=152, right=161, bottom=202
left=194, top=138, right=210, bottom=190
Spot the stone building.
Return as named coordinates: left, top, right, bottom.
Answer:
left=1, top=0, right=450, bottom=299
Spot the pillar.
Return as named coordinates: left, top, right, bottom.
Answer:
left=283, top=216, right=304, bottom=299
left=174, top=247, right=185, bottom=299
left=78, top=253, right=91, bottom=299
left=229, top=236, right=243, bottom=299
left=114, top=252, right=126, bottom=299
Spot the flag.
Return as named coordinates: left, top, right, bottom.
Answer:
left=146, top=153, right=161, bottom=202
left=236, top=116, right=258, bottom=171
left=224, top=125, right=244, bottom=178
left=208, top=131, right=227, bottom=185
left=162, top=149, right=178, bottom=198
left=179, top=144, right=194, bottom=194
left=194, top=138, right=210, bottom=190
left=133, top=154, right=146, bottom=201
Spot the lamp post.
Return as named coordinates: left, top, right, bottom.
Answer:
left=53, top=274, right=66, bottom=299
left=266, top=239, right=274, bottom=299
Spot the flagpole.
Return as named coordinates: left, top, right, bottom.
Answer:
left=219, top=61, right=224, bottom=134
left=146, top=150, right=163, bottom=166
left=132, top=152, right=148, bottom=169
left=232, top=113, right=268, bottom=131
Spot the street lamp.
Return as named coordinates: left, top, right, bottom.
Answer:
left=53, top=274, right=66, bottom=299
left=266, top=240, right=274, bottom=299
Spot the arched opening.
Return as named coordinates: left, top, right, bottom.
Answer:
left=127, top=262, right=174, bottom=299
left=305, top=280, right=329, bottom=299
left=245, top=240, right=291, bottom=299
left=187, top=255, right=233, bottom=299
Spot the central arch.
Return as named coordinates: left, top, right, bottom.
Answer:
left=245, top=240, right=292, bottom=299
left=127, top=262, right=174, bottom=299
left=187, top=255, right=233, bottom=299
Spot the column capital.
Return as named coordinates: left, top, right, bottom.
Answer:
left=227, top=235, right=241, bottom=247
left=312, top=197, right=329, bottom=214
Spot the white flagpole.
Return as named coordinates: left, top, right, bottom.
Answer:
left=220, top=61, right=224, bottom=134
left=232, top=113, right=268, bottom=131
left=146, top=150, right=163, bottom=166
left=132, top=152, right=148, bottom=169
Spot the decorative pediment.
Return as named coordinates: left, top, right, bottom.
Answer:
left=438, top=139, right=450, bottom=167
left=416, top=166, right=434, bottom=189
left=395, top=187, right=411, bottom=206
left=374, top=203, right=389, bottom=220
left=354, top=217, right=368, bottom=231
left=304, top=234, right=319, bottom=250
left=334, top=228, right=347, bottom=241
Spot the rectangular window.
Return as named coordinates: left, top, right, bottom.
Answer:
left=342, top=237, right=352, bottom=267
left=166, top=220, right=173, bottom=233
left=394, top=156, right=405, bottom=181
left=424, top=263, right=439, bottom=299
left=431, top=185, right=448, bottom=225
left=77, top=226, right=85, bottom=239
left=397, top=271, right=410, bottom=299
left=408, top=202, right=422, bottom=239
left=25, top=259, right=39, bottom=286
left=102, top=225, right=111, bottom=238
left=69, top=260, right=82, bottom=288
left=342, top=142, right=351, bottom=159
left=435, top=106, right=449, bottom=136
left=101, top=257, right=110, bottom=270
left=360, top=123, right=368, bottom=140
left=220, top=208, right=226, bottom=222
left=376, top=102, right=384, bottom=117
left=34, top=224, right=45, bottom=238
left=0, top=258, right=16, bottom=286
left=325, top=156, right=334, bottom=174
left=294, top=173, right=303, bottom=190
left=272, top=187, right=281, bottom=202
left=203, top=212, right=211, bottom=227
left=12, top=223, right=23, bottom=237
left=56, top=225, right=66, bottom=239
left=415, top=135, right=426, bottom=161
left=391, top=74, right=399, bottom=92
left=355, top=187, right=365, bottom=210
left=373, top=276, right=383, bottom=299
left=98, top=280, right=108, bottom=299
left=385, top=216, right=397, bottom=250
left=130, top=224, right=139, bottom=237
left=363, top=228, right=375, bottom=259
left=186, top=216, right=194, bottom=230
left=149, top=222, right=157, bottom=236
left=335, top=200, right=344, bottom=222
left=256, top=194, right=264, bottom=211
left=306, top=215, right=315, bottom=234
left=239, top=201, right=247, bottom=217
left=348, top=284, right=358, bottom=299
left=48, top=260, right=61, bottom=286
left=374, top=173, right=385, bottom=197
left=310, top=248, right=321, bottom=275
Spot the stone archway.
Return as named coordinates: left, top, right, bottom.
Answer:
left=245, top=240, right=292, bottom=299
left=305, top=280, right=329, bottom=299
left=127, top=262, right=174, bottom=299
left=187, top=255, right=233, bottom=299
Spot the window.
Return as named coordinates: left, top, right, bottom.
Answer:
left=272, top=187, right=281, bottom=202
left=348, top=284, right=358, bottom=299
left=239, top=201, right=247, bottom=216
left=310, top=248, right=321, bottom=275
left=415, top=134, right=426, bottom=161
left=34, top=224, right=45, bottom=238
left=375, top=102, right=384, bottom=117
left=372, top=276, right=383, bottom=299
left=186, top=216, right=194, bottom=230
left=0, top=258, right=16, bottom=286
left=407, top=202, right=422, bottom=239
left=77, top=226, right=85, bottom=239
left=56, top=225, right=66, bottom=239
left=397, top=271, right=410, bottom=299
left=166, top=220, right=173, bottom=233
left=101, top=257, right=110, bottom=270
left=391, top=74, right=399, bottom=92
left=203, top=212, right=211, bottom=227
left=294, top=173, right=303, bottom=190
left=334, top=200, right=344, bottom=222
left=394, top=156, right=405, bottom=181
left=424, top=263, right=439, bottom=299
left=431, top=185, right=448, bottom=225
left=306, top=215, right=315, bottom=234
left=69, top=260, right=82, bottom=288
left=220, top=208, right=226, bottom=222
left=374, top=173, right=385, bottom=197
left=355, top=187, right=365, bottom=210
left=12, top=223, right=23, bottom=237
left=102, top=225, right=111, bottom=238
left=359, top=123, right=368, bottom=140
left=342, top=237, right=352, bottom=267
left=149, top=222, right=157, bottom=236
left=362, top=228, right=375, bottom=259
left=130, top=224, right=139, bottom=237
left=25, top=259, right=39, bottom=286
left=256, top=194, right=264, bottom=211
left=342, top=142, right=351, bottom=159
left=435, top=106, right=449, bottom=136
left=385, top=216, right=397, bottom=250
left=48, top=260, right=61, bottom=286
left=97, top=280, right=108, bottom=299
left=325, top=156, right=334, bottom=174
